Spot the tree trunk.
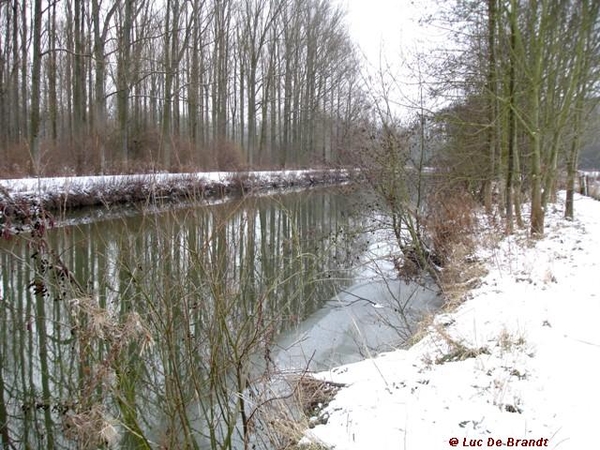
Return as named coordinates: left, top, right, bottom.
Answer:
left=505, top=0, right=517, bottom=234
left=528, top=0, right=547, bottom=237
left=484, top=0, right=497, bottom=215
left=117, top=0, right=134, bottom=168
left=73, top=0, right=87, bottom=172
left=29, top=0, right=42, bottom=175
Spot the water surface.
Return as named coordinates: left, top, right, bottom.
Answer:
left=0, top=186, right=440, bottom=449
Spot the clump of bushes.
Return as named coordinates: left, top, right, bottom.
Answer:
left=425, top=187, right=478, bottom=267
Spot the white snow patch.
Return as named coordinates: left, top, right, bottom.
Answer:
left=302, top=192, right=600, bottom=450
left=0, top=169, right=345, bottom=196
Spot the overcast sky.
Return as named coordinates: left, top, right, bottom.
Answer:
left=339, top=1, right=441, bottom=64
left=335, top=0, right=449, bottom=117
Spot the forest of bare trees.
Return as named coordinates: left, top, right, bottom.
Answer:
left=433, top=0, right=600, bottom=235
left=0, top=0, right=367, bottom=176
left=1, top=0, right=599, bottom=234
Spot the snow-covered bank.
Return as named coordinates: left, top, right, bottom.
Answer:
left=301, top=192, right=600, bottom=450
left=0, top=169, right=353, bottom=230
left=0, top=169, right=350, bottom=196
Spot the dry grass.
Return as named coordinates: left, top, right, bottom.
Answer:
left=438, top=243, right=488, bottom=309
left=291, top=375, right=344, bottom=419
left=249, top=373, right=342, bottom=449
left=422, top=187, right=489, bottom=307
left=496, top=328, right=528, bottom=354
left=432, top=324, right=490, bottom=365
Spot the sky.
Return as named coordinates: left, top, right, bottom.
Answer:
left=339, top=0, right=426, bottom=66
left=335, top=0, right=448, bottom=118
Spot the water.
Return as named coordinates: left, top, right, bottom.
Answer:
left=274, top=278, right=441, bottom=372
left=0, top=186, right=440, bottom=449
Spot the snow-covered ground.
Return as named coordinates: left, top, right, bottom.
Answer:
left=0, top=170, right=344, bottom=195
left=301, top=192, right=600, bottom=450
left=0, top=169, right=352, bottom=232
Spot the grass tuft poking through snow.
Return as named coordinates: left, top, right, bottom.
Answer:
left=301, top=192, right=600, bottom=450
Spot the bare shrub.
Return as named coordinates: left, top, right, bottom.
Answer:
left=214, top=139, right=245, bottom=170
left=129, top=128, right=161, bottom=167
left=425, top=187, right=478, bottom=265
left=167, top=136, right=199, bottom=172
left=0, top=140, right=31, bottom=178
left=62, top=404, right=119, bottom=449
left=423, top=186, right=487, bottom=304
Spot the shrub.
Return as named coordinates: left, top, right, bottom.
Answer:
left=214, top=139, right=245, bottom=170
left=425, top=187, right=478, bottom=266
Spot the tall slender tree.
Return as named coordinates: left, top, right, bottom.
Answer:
left=29, top=0, right=43, bottom=175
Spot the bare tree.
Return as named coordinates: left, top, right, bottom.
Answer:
left=29, top=0, right=43, bottom=175
left=433, top=0, right=600, bottom=234
left=116, top=0, right=136, bottom=168
left=1, top=0, right=365, bottom=174
left=92, top=0, right=118, bottom=172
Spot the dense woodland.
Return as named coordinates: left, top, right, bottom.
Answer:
left=1, top=0, right=599, bottom=233
left=430, top=0, right=600, bottom=234
left=0, top=0, right=366, bottom=175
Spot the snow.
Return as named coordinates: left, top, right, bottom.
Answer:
left=301, top=192, right=600, bottom=450
left=0, top=169, right=339, bottom=196
left=0, top=169, right=351, bottom=231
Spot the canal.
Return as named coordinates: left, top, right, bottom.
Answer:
left=0, top=185, right=441, bottom=449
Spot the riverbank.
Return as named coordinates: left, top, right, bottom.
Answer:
left=0, top=169, right=353, bottom=231
left=300, top=191, right=600, bottom=450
